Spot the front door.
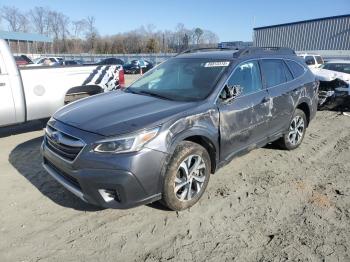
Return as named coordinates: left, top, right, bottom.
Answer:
left=0, top=59, right=16, bottom=127
left=217, top=60, right=270, bottom=161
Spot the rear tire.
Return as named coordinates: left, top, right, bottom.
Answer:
left=278, top=109, right=307, bottom=150
left=161, top=141, right=211, bottom=211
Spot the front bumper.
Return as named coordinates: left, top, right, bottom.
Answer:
left=41, top=121, right=167, bottom=209
left=318, top=90, right=350, bottom=110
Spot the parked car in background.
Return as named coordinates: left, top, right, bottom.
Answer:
left=14, top=55, right=34, bottom=66
left=312, top=60, right=350, bottom=110
left=98, top=57, right=124, bottom=65
left=123, top=59, right=154, bottom=74
left=33, top=57, right=64, bottom=66
left=298, top=53, right=324, bottom=69
left=63, top=60, right=84, bottom=66
left=41, top=47, right=318, bottom=211
left=0, top=39, right=125, bottom=128
left=320, top=60, right=350, bottom=74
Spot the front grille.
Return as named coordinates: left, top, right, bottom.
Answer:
left=45, top=125, right=84, bottom=161
left=44, top=158, right=81, bottom=190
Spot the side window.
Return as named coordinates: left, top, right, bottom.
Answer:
left=226, top=60, right=262, bottom=96
left=285, top=60, right=306, bottom=78
left=260, top=59, right=286, bottom=88
left=304, top=56, right=315, bottom=65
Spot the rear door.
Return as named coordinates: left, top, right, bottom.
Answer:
left=0, top=54, right=16, bottom=126
left=217, top=60, right=270, bottom=160
left=260, top=59, right=295, bottom=135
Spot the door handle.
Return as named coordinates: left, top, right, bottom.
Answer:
left=0, top=83, right=5, bottom=86
left=260, top=97, right=269, bottom=104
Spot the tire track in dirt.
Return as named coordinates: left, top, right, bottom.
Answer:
left=1, top=111, right=350, bottom=261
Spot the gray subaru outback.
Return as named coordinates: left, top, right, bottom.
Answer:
left=41, top=47, right=318, bottom=211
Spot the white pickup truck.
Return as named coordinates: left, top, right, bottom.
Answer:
left=0, top=39, right=125, bottom=127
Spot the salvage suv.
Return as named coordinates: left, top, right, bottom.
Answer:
left=41, top=47, right=318, bottom=211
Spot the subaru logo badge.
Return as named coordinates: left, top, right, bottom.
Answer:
left=50, top=131, right=61, bottom=143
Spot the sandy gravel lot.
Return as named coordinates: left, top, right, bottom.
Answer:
left=0, top=78, right=349, bottom=261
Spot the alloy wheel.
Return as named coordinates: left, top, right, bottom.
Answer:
left=288, top=115, right=305, bottom=146
left=174, top=154, right=206, bottom=201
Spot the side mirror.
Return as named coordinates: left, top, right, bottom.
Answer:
left=220, top=84, right=243, bottom=101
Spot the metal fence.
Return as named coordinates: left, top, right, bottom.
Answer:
left=23, top=53, right=177, bottom=64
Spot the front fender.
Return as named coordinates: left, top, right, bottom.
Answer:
left=168, top=127, right=219, bottom=157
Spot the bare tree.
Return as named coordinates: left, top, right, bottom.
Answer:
left=1, top=6, right=25, bottom=32
left=202, top=30, right=219, bottom=45
left=85, top=16, right=98, bottom=52
left=59, top=14, right=70, bottom=52
left=72, top=19, right=87, bottom=39
left=71, top=19, right=87, bottom=53
left=0, top=5, right=220, bottom=54
left=194, top=27, right=204, bottom=45
left=29, top=6, right=49, bottom=34
left=48, top=11, right=61, bottom=40
left=18, top=13, right=30, bottom=32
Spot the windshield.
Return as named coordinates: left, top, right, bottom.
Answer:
left=127, top=58, right=230, bottom=101
left=321, top=63, right=350, bottom=74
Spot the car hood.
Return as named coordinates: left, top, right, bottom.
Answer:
left=312, top=68, right=350, bottom=84
left=54, top=91, right=196, bottom=137
left=123, top=64, right=137, bottom=69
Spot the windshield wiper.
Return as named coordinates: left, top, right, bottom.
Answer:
left=134, top=90, right=173, bottom=101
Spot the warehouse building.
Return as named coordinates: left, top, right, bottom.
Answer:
left=253, top=14, right=350, bottom=53
left=0, top=31, right=52, bottom=54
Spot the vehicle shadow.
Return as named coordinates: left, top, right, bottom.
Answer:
left=262, top=142, right=284, bottom=150
left=9, top=136, right=103, bottom=212
left=0, top=120, right=47, bottom=138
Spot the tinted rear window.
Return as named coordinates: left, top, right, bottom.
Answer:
left=286, top=60, right=306, bottom=78
left=260, top=59, right=286, bottom=88
left=315, top=56, right=324, bottom=64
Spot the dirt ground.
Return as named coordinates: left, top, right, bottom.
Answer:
left=0, top=78, right=349, bottom=261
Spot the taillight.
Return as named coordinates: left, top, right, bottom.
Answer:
left=118, top=69, right=125, bottom=88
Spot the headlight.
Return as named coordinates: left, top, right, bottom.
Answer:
left=93, top=127, right=159, bottom=153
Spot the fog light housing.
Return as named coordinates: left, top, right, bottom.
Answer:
left=99, top=189, right=121, bottom=202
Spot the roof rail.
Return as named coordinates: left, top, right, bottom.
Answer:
left=176, top=47, right=234, bottom=56
left=175, top=46, right=295, bottom=58
left=233, top=47, right=295, bottom=58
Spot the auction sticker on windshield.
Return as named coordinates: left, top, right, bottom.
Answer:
left=204, top=61, right=230, bottom=67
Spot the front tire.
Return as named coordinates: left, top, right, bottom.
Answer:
left=161, top=141, right=211, bottom=211
left=279, top=109, right=307, bottom=150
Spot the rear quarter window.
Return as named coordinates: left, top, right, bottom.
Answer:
left=285, top=60, right=306, bottom=78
